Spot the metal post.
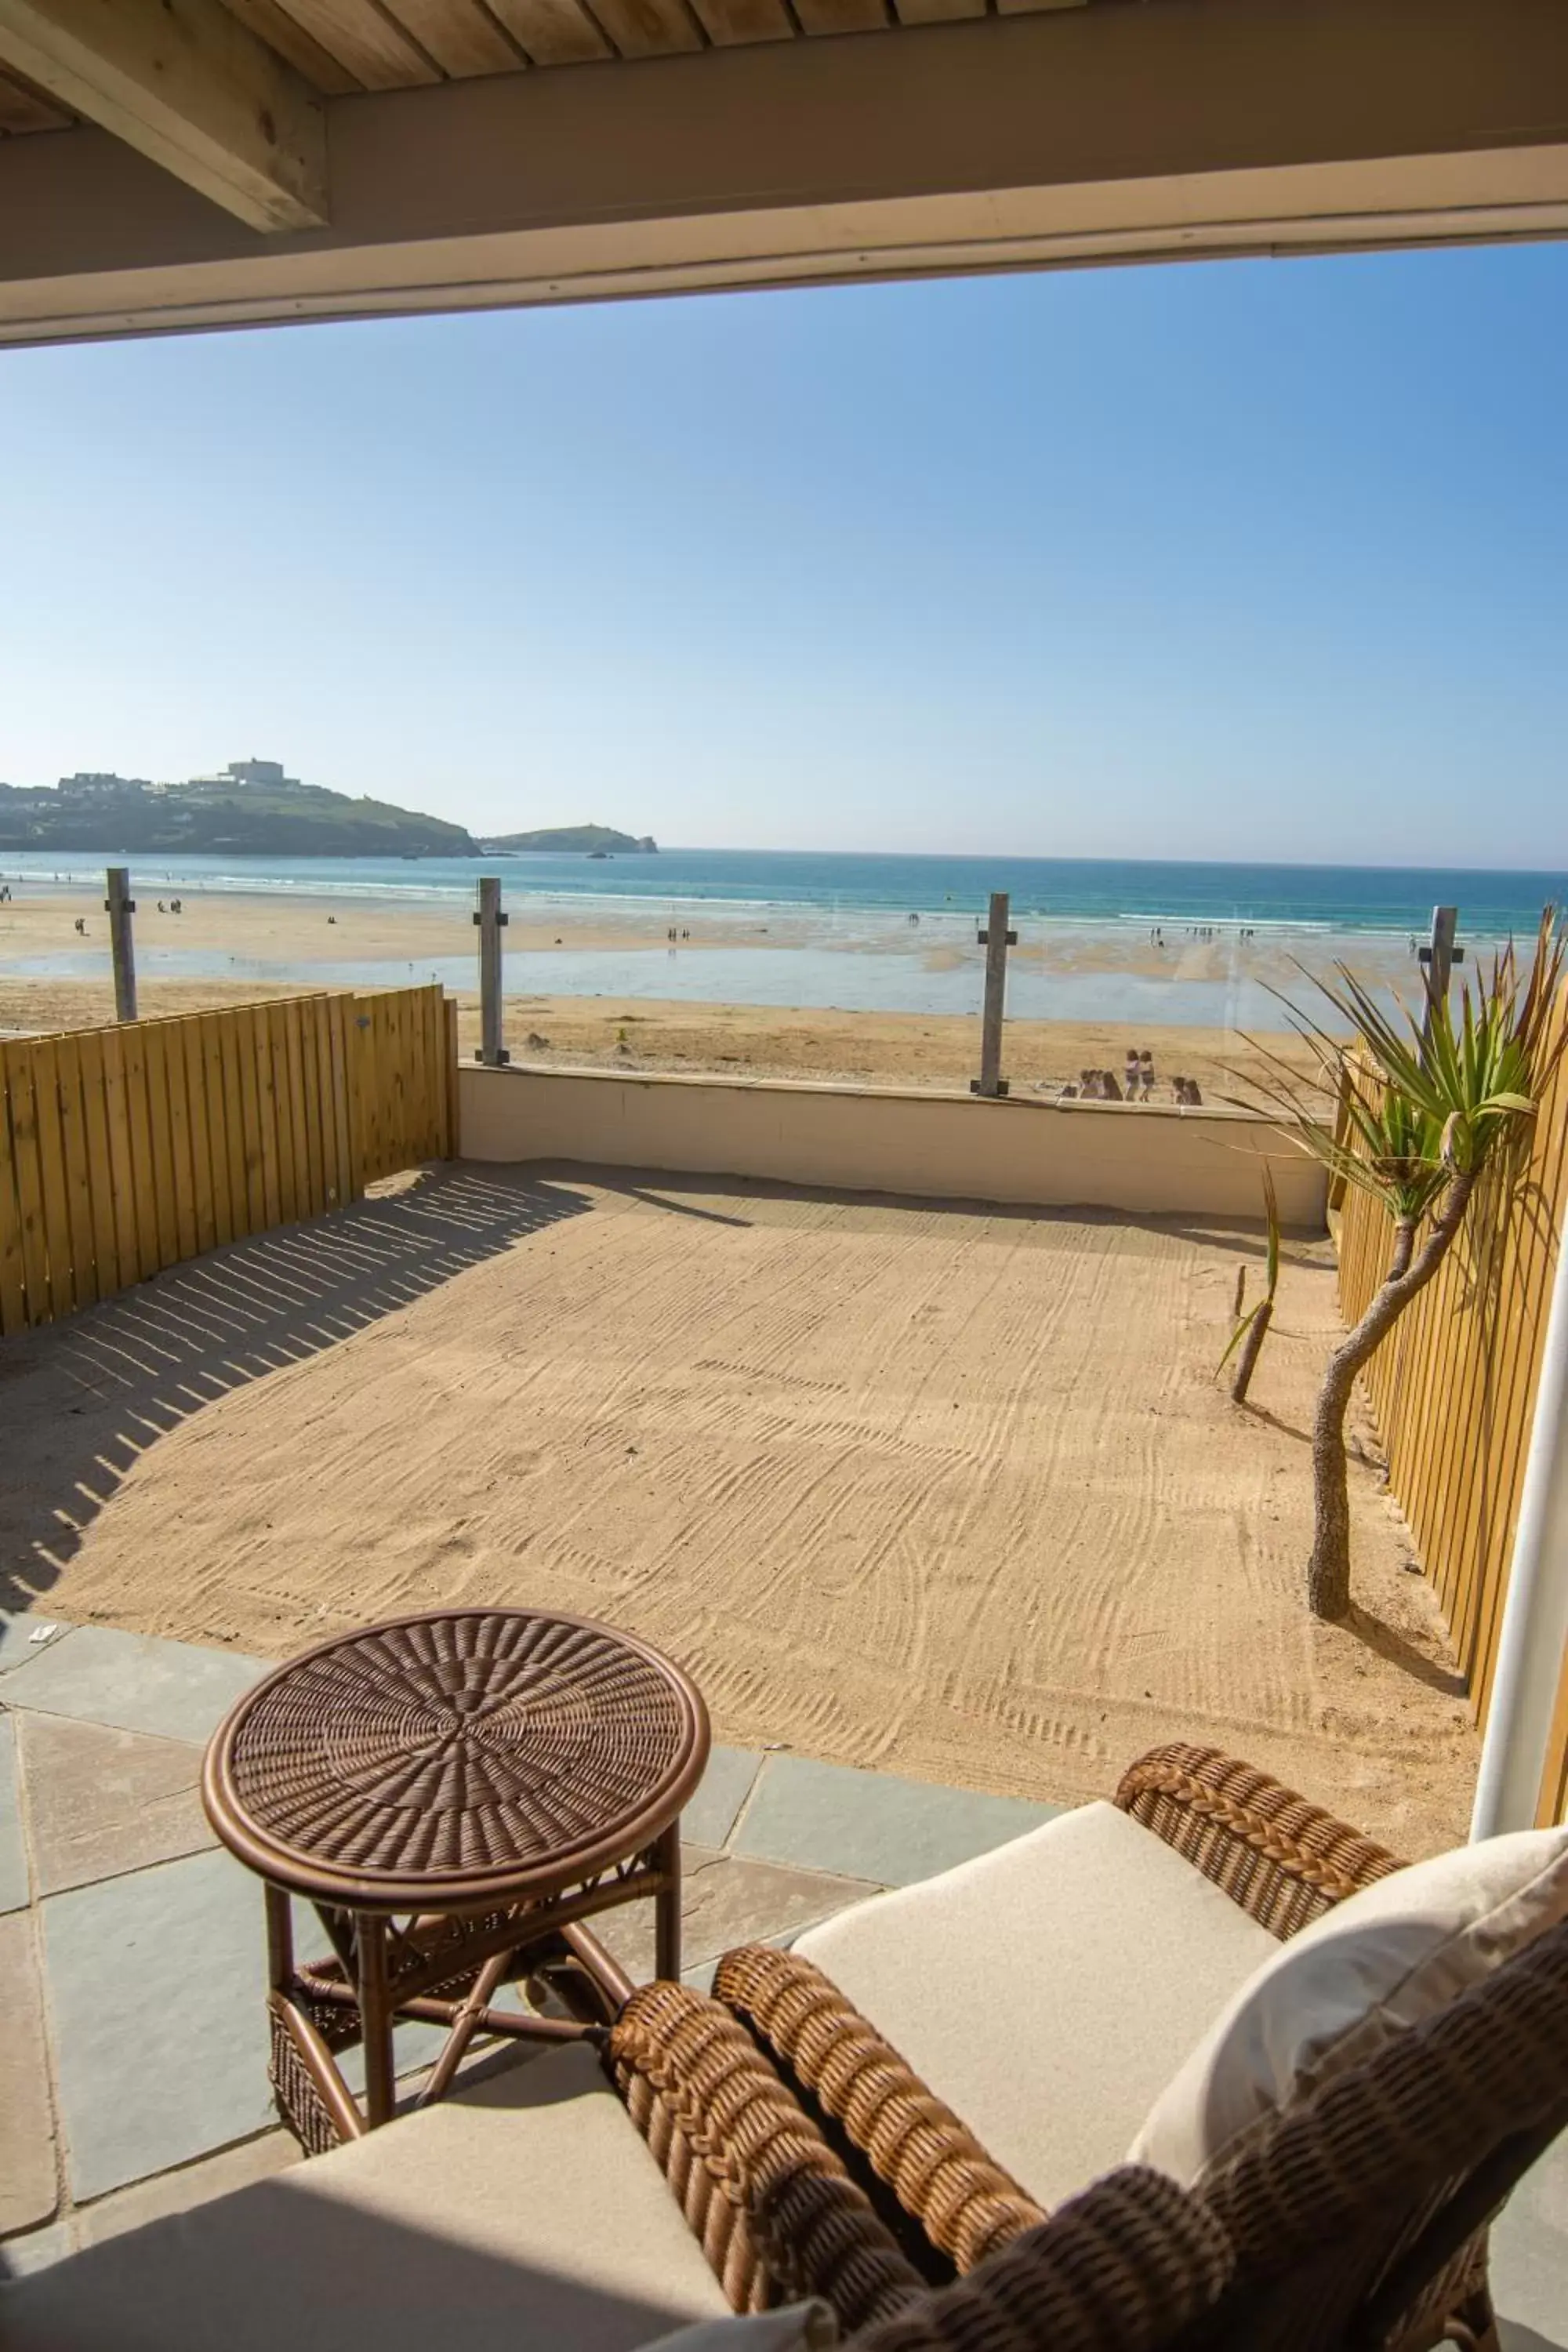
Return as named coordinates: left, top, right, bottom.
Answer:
left=1417, top=905, right=1463, bottom=1035
left=472, top=876, right=508, bottom=1066
left=103, top=866, right=136, bottom=1022
left=1470, top=1229, right=1568, bottom=1838
left=971, top=891, right=1015, bottom=1099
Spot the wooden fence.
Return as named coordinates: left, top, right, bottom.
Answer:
left=0, top=985, right=458, bottom=1338
left=1334, top=982, right=1568, bottom=1824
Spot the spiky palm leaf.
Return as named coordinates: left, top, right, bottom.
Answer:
left=1228, top=909, right=1566, bottom=1222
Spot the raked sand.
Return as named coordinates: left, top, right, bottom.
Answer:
left=1, top=1167, right=1475, bottom=1858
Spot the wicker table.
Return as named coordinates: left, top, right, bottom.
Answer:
left=202, top=1606, right=709, bottom=2151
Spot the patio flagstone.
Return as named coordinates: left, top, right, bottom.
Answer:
left=19, top=1714, right=214, bottom=1897
left=0, top=1626, right=267, bottom=1747
left=733, top=1751, right=1058, bottom=1886
left=41, top=1846, right=278, bottom=2202
left=0, top=1912, right=57, bottom=2237
left=0, top=1715, right=28, bottom=1915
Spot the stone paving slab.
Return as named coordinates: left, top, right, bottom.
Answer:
left=597, top=1846, right=878, bottom=1984
left=0, top=1614, right=72, bottom=1676
left=20, top=1715, right=214, bottom=1897
left=0, top=2220, right=71, bottom=2280
left=75, top=2129, right=298, bottom=2250
left=42, top=1846, right=278, bottom=2203
left=0, top=1912, right=57, bottom=2237
left=1494, top=2148, right=1568, bottom=2350
left=681, top=1745, right=762, bottom=1851
left=0, top=1627, right=267, bottom=1747
left=734, top=1751, right=1058, bottom=1886
left=0, top=1715, right=28, bottom=1915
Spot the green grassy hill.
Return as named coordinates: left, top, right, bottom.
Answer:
left=0, top=780, right=477, bottom=857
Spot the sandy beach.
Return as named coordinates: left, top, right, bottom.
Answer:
left=0, top=887, right=1352, bottom=1100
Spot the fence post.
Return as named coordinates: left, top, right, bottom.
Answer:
left=1418, top=905, right=1463, bottom=1035
left=445, top=995, right=460, bottom=1156
left=1470, top=1225, right=1568, bottom=1835
left=971, top=891, right=1015, bottom=1099
left=473, top=877, right=509, bottom=1066
left=103, top=866, right=136, bottom=1022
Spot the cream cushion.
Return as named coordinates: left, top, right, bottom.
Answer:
left=1132, top=1824, right=1568, bottom=2185
left=0, top=2042, right=731, bottom=2351
left=791, top=1800, right=1279, bottom=2209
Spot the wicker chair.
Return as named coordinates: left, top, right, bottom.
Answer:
left=712, top=1744, right=1568, bottom=2352
left=1, top=1967, right=1240, bottom=2352
left=609, top=1983, right=1245, bottom=2350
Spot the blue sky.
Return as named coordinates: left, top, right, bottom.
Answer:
left=2, top=242, right=1564, bottom=864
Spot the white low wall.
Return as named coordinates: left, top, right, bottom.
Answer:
left=459, top=1064, right=1327, bottom=1228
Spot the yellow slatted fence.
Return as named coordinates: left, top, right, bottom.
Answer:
left=1334, top=982, right=1568, bottom=1824
left=0, top=985, right=454, bottom=1339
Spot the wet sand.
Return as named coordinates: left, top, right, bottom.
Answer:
left=0, top=890, right=1341, bottom=1102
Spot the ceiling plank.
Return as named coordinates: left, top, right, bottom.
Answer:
left=688, top=0, right=791, bottom=45
left=790, top=0, right=887, bottom=33
left=891, top=0, right=983, bottom=23
left=271, top=0, right=436, bottom=86
left=217, top=0, right=362, bottom=93
left=0, top=0, right=327, bottom=226
left=0, top=61, right=70, bottom=126
left=582, top=0, right=702, bottom=60
left=483, top=0, right=608, bottom=63
left=994, top=0, right=1089, bottom=14
left=379, top=0, right=527, bottom=75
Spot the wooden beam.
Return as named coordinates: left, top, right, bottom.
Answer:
left=0, top=0, right=327, bottom=228
left=1, top=0, right=1566, bottom=340
left=0, top=62, right=70, bottom=129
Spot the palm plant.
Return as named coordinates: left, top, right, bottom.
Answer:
left=1235, top=909, right=1565, bottom=1621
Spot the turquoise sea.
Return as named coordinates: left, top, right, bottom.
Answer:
left=2, top=849, right=1564, bottom=935
left=3, top=851, right=1563, bottom=1028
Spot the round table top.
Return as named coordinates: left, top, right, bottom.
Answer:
left=201, top=1607, right=710, bottom=1911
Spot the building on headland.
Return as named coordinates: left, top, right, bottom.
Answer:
left=187, top=757, right=300, bottom=790
left=56, top=771, right=152, bottom=800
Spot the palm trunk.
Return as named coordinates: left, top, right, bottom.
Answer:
left=1231, top=1300, right=1273, bottom=1404
left=1307, top=1173, right=1475, bottom=1621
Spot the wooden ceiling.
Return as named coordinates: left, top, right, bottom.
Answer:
left=223, top=0, right=1116, bottom=85
left=0, top=0, right=1115, bottom=128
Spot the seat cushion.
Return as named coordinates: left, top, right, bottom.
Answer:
left=1, top=2042, right=731, bottom=2352
left=1131, top=1823, right=1568, bottom=2186
left=791, top=1800, right=1278, bottom=2209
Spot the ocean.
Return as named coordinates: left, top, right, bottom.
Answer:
left=2, top=848, right=1565, bottom=933
left=3, top=851, right=1562, bottom=1029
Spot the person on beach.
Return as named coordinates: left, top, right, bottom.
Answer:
left=1139, top=1048, right=1155, bottom=1098
left=1123, top=1050, right=1141, bottom=1098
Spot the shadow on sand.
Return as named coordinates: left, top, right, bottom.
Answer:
left=0, top=1163, right=592, bottom=1621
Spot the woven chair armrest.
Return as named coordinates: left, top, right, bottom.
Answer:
left=608, top=1979, right=924, bottom=2330
left=847, top=2167, right=1235, bottom=2352
left=714, top=1944, right=1046, bottom=2275
left=1115, top=1744, right=1405, bottom=1939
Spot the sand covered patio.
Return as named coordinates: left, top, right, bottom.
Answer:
left=0, top=1163, right=1477, bottom=1856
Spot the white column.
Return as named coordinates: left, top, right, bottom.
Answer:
left=1470, top=1227, right=1568, bottom=1838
